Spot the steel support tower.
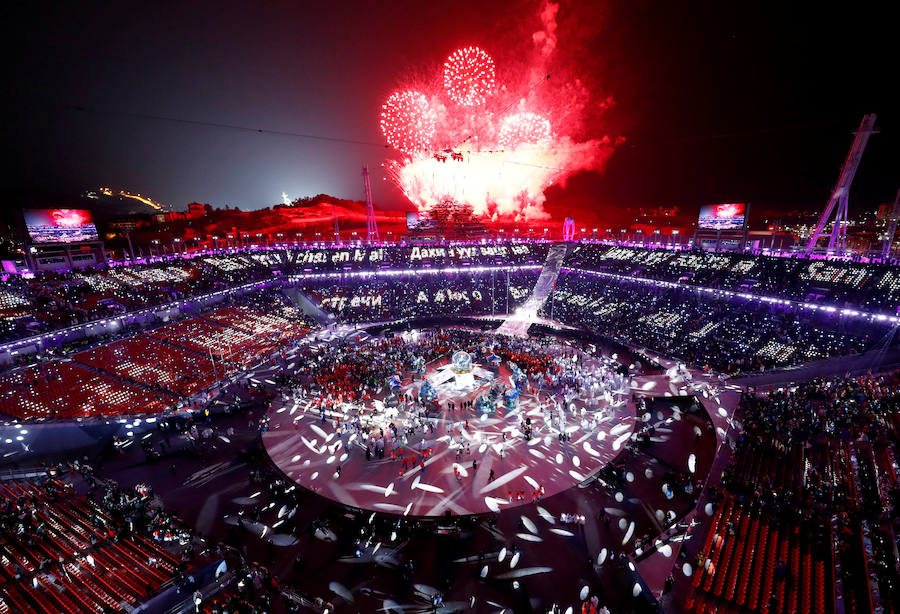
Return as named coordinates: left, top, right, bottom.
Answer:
left=805, top=114, right=878, bottom=255
left=363, top=165, right=379, bottom=243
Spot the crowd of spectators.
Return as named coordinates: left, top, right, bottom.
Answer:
left=300, top=270, right=538, bottom=323
left=543, top=271, right=892, bottom=374
left=688, top=374, right=900, bottom=613
left=149, top=296, right=314, bottom=369
left=289, top=241, right=548, bottom=272
left=5, top=239, right=900, bottom=397
left=0, top=476, right=207, bottom=614
left=0, top=254, right=276, bottom=342
left=0, top=290, right=317, bottom=419
left=73, top=336, right=220, bottom=398
left=6, top=241, right=900, bottom=348
left=566, top=244, right=900, bottom=313
left=0, top=244, right=547, bottom=343
left=0, top=360, right=175, bottom=420
left=728, top=376, right=900, bottom=519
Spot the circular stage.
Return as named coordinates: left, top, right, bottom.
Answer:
left=262, top=331, right=637, bottom=517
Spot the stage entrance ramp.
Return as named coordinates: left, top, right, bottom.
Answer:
left=496, top=243, right=568, bottom=337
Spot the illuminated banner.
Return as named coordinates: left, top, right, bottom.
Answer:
left=409, top=245, right=530, bottom=261
left=296, top=248, right=386, bottom=266
left=697, top=203, right=747, bottom=231
left=294, top=245, right=533, bottom=268
left=321, top=293, right=383, bottom=312
left=24, top=209, right=99, bottom=243
left=415, top=289, right=484, bottom=304
left=320, top=287, right=487, bottom=311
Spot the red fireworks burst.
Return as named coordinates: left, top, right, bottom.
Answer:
left=498, top=112, right=552, bottom=149
left=443, top=46, right=496, bottom=107
left=380, top=91, right=437, bottom=154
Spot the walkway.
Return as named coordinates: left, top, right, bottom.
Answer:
left=496, top=243, right=569, bottom=337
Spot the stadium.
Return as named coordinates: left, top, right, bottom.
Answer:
left=3, top=1, right=898, bottom=613
left=1, top=229, right=899, bottom=613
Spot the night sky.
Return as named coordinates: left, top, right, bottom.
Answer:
left=6, top=0, right=897, bottom=221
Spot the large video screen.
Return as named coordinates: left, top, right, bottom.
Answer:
left=697, top=203, right=747, bottom=231
left=24, top=209, right=99, bottom=243
left=407, top=211, right=429, bottom=231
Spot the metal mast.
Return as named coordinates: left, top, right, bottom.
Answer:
left=332, top=203, right=340, bottom=243
left=881, top=188, right=900, bottom=259
left=805, top=114, right=878, bottom=254
left=363, top=165, right=379, bottom=243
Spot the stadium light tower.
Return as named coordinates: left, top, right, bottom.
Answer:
left=562, top=217, right=575, bottom=241
left=331, top=203, right=340, bottom=244
left=363, top=165, right=379, bottom=243
left=805, top=114, right=878, bottom=255
left=880, top=188, right=900, bottom=259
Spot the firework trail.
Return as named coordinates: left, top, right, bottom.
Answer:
left=380, top=91, right=436, bottom=154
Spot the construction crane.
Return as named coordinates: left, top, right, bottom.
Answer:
left=804, top=114, right=878, bottom=255
left=881, top=188, right=900, bottom=259
left=363, top=165, right=379, bottom=243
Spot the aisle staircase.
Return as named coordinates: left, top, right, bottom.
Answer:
left=496, top=243, right=568, bottom=337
